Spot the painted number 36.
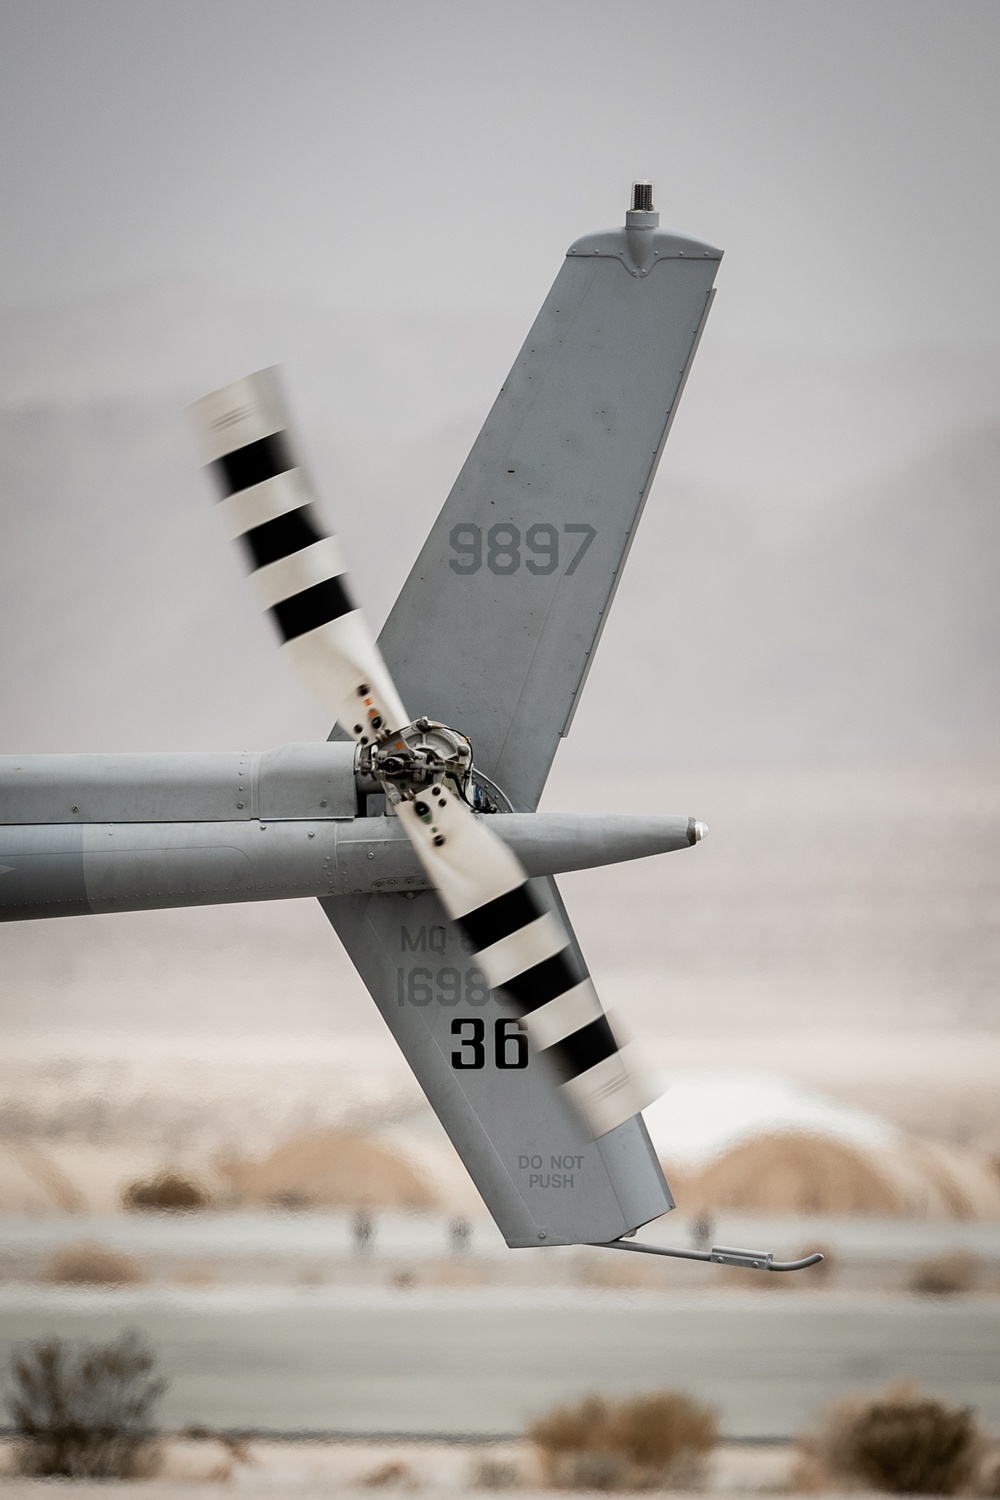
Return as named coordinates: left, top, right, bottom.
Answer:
left=449, top=523, right=596, bottom=576
left=452, top=1017, right=528, bottom=1071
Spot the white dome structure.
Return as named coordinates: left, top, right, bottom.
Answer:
left=642, top=1071, right=1000, bottom=1219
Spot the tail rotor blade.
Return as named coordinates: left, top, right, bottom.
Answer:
left=190, top=368, right=408, bottom=744
left=192, top=369, right=653, bottom=1139
left=397, top=787, right=655, bottom=1137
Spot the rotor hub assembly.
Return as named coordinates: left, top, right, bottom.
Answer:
left=363, top=717, right=473, bottom=800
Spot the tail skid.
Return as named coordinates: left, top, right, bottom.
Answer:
left=599, top=1239, right=825, bottom=1273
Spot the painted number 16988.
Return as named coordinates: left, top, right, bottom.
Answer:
left=449, top=523, right=596, bottom=576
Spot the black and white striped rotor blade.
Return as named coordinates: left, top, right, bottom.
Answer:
left=397, top=787, right=656, bottom=1138
left=190, top=369, right=408, bottom=746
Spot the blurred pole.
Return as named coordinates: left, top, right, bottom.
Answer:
left=352, top=1208, right=375, bottom=1256
left=449, top=1216, right=471, bottom=1256
left=691, top=1211, right=714, bottom=1252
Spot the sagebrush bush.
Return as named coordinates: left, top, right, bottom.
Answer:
left=528, top=1391, right=717, bottom=1489
left=976, top=1448, right=1000, bottom=1497
left=122, top=1170, right=209, bottom=1212
left=473, top=1454, right=522, bottom=1489
left=529, top=1394, right=612, bottom=1462
left=798, top=1383, right=983, bottom=1495
left=5, top=1330, right=166, bottom=1478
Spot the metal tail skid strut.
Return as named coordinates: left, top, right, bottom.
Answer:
left=597, top=1240, right=824, bottom=1274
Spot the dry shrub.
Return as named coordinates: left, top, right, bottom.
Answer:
left=797, top=1383, right=983, bottom=1495
left=5, top=1330, right=166, bottom=1478
left=473, top=1454, right=522, bottom=1489
left=612, top=1392, right=716, bottom=1481
left=975, top=1447, right=1000, bottom=1497
left=529, top=1394, right=605, bottom=1462
left=122, top=1170, right=209, bottom=1212
left=528, top=1391, right=717, bottom=1489
left=909, top=1251, right=980, bottom=1296
left=43, top=1239, right=144, bottom=1286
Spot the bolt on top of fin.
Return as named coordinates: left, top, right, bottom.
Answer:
left=625, top=180, right=659, bottom=247
left=624, top=181, right=659, bottom=270
left=631, top=181, right=654, bottom=213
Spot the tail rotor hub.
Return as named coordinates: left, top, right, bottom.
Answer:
left=366, top=718, right=473, bottom=801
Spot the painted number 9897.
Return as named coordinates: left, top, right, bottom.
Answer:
left=449, top=523, right=596, bottom=576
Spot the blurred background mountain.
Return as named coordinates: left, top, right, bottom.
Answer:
left=2, top=284, right=998, bottom=759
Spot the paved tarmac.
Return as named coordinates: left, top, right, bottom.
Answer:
left=1, top=1286, right=997, bottom=1440
left=4, top=1210, right=1000, bottom=1263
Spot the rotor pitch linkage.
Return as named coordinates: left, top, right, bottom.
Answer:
left=363, top=717, right=476, bottom=805
left=597, top=1239, right=824, bottom=1274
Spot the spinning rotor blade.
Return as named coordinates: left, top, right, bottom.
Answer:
left=398, top=786, right=654, bottom=1138
left=193, top=368, right=653, bottom=1140
left=190, top=368, right=407, bottom=745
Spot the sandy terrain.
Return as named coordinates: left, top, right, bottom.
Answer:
left=0, top=1436, right=799, bottom=1495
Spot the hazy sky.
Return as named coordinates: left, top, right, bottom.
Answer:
left=2, top=0, right=999, bottom=352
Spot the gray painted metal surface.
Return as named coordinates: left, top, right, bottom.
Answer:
left=376, top=221, right=720, bottom=813
left=0, top=744, right=359, bottom=824
left=323, top=876, right=672, bottom=1248
left=0, top=809, right=696, bottom=920
left=318, top=214, right=719, bottom=1245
